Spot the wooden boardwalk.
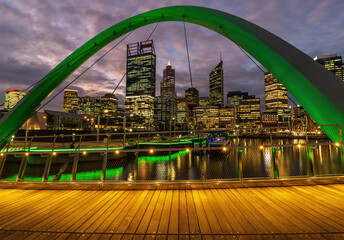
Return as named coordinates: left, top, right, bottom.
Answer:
left=0, top=182, right=344, bottom=239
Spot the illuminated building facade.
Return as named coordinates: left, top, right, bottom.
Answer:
left=264, top=72, right=288, bottom=111
left=264, top=72, right=289, bottom=126
left=4, top=89, right=27, bottom=111
left=101, top=94, right=118, bottom=118
left=195, top=106, right=219, bottom=129
left=315, top=54, right=344, bottom=81
left=154, top=95, right=177, bottom=126
left=64, top=93, right=118, bottom=119
left=76, top=96, right=102, bottom=116
left=227, top=91, right=248, bottom=122
left=185, top=87, right=199, bottom=121
left=63, top=89, right=78, bottom=112
left=125, top=95, right=154, bottom=127
left=219, top=106, right=236, bottom=128
left=209, top=60, right=224, bottom=108
left=176, top=98, right=188, bottom=126
left=160, top=62, right=176, bottom=96
left=126, top=40, right=156, bottom=97
left=155, top=62, right=177, bottom=126
left=227, top=91, right=248, bottom=106
left=125, top=40, right=156, bottom=127
left=199, top=97, right=211, bottom=107
left=237, top=95, right=261, bottom=128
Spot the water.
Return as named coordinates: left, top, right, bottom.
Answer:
left=1, top=138, right=342, bottom=181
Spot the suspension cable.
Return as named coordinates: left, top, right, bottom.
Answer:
left=35, top=30, right=135, bottom=113
left=183, top=21, right=194, bottom=88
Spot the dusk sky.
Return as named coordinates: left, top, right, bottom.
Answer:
left=0, top=0, right=343, bottom=110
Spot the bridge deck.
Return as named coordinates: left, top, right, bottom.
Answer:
left=0, top=182, right=344, bottom=239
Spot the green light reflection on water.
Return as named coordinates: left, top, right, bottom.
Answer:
left=138, top=150, right=188, bottom=164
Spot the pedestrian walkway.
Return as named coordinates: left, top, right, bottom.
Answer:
left=0, top=181, right=344, bottom=239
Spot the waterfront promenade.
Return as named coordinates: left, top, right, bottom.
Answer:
left=0, top=180, right=344, bottom=239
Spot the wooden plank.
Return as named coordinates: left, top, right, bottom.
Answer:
left=257, top=187, right=325, bottom=233
left=91, top=190, right=137, bottom=233
left=185, top=190, right=200, bottom=235
left=248, top=187, right=311, bottom=233
left=168, top=188, right=179, bottom=234
left=30, top=190, right=100, bottom=232
left=65, top=191, right=116, bottom=232
left=146, top=189, right=167, bottom=234
left=75, top=190, right=123, bottom=232
left=83, top=190, right=133, bottom=233
left=267, top=187, right=342, bottom=233
left=190, top=189, right=211, bottom=235
left=106, top=188, right=150, bottom=233
left=178, top=188, right=189, bottom=235
left=2, top=189, right=80, bottom=230
left=0, top=189, right=69, bottom=228
left=280, top=186, right=344, bottom=231
left=135, top=187, right=162, bottom=234
left=228, top=188, right=273, bottom=234
left=109, top=234, right=123, bottom=240
left=14, top=190, right=85, bottom=231
left=215, top=188, right=260, bottom=234
left=236, top=188, right=291, bottom=234
left=197, top=189, right=223, bottom=234
left=116, top=188, right=154, bottom=234
left=157, top=189, right=173, bottom=235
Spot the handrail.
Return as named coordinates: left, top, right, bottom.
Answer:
left=1, top=124, right=343, bottom=141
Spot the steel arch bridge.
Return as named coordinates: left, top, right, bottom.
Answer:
left=1, top=5, right=344, bottom=147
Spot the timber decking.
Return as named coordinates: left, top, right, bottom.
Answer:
left=0, top=183, right=343, bottom=239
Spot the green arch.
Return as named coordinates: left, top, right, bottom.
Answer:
left=1, top=5, right=344, bottom=147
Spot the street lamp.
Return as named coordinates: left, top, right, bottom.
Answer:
left=170, top=117, right=175, bottom=138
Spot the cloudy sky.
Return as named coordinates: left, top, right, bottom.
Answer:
left=0, top=0, right=343, bottom=110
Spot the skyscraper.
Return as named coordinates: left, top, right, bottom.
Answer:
left=185, top=87, right=199, bottom=123
left=227, top=91, right=249, bottom=106
left=126, top=40, right=156, bottom=97
left=63, top=89, right=78, bottom=113
left=264, top=72, right=288, bottom=111
left=314, top=54, right=344, bottom=81
left=209, top=60, right=224, bottom=108
left=264, top=73, right=290, bottom=126
left=160, top=61, right=176, bottom=96
left=125, top=40, right=156, bottom=126
left=237, top=95, right=261, bottom=128
left=4, top=89, right=27, bottom=111
left=227, top=91, right=248, bottom=122
left=154, top=62, right=177, bottom=126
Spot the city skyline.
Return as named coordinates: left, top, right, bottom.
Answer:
left=0, top=0, right=343, bottom=110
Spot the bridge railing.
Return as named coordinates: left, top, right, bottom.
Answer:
left=0, top=139, right=342, bottom=182
left=1, top=124, right=343, bottom=152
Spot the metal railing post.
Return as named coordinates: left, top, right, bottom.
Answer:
left=71, top=153, right=79, bottom=181
left=203, top=150, right=207, bottom=181
left=101, top=152, right=108, bottom=181
left=17, top=154, right=28, bottom=181
left=0, top=154, right=7, bottom=178
left=168, top=150, right=172, bottom=181
left=42, top=135, right=57, bottom=182
left=271, top=147, right=279, bottom=178
left=307, top=146, right=315, bottom=177
left=134, top=151, right=138, bottom=182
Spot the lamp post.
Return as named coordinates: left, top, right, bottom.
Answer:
left=97, top=109, right=109, bottom=144
left=170, top=117, right=175, bottom=138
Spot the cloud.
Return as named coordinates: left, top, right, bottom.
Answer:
left=0, top=0, right=343, bottom=112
